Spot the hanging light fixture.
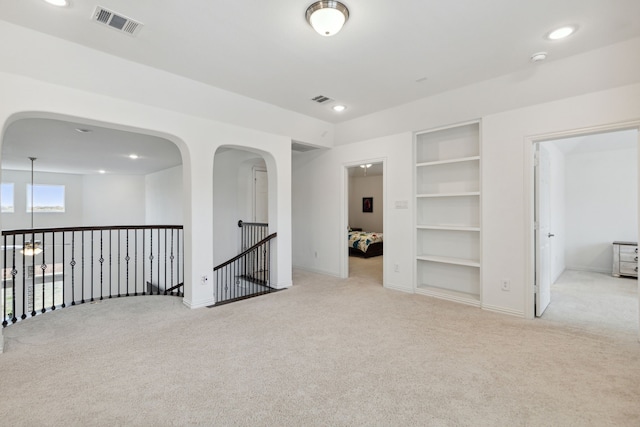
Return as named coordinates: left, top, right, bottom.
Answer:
left=306, top=1, right=349, bottom=37
left=360, top=163, right=372, bottom=176
left=22, top=157, right=42, bottom=256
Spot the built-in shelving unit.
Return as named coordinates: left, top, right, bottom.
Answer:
left=414, top=122, right=481, bottom=307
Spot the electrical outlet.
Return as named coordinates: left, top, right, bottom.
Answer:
left=501, top=279, right=510, bottom=291
left=201, top=275, right=208, bottom=286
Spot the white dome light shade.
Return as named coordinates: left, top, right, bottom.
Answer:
left=547, top=26, right=576, bottom=40
left=43, top=0, right=69, bottom=6
left=333, top=104, right=346, bottom=112
left=306, top=1, right=349, bottom=37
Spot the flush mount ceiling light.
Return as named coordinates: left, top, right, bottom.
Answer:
left=359, top=163, right=372, bottom=176
left=332, top=105, right=346, bottom=112
left=306, top=1, right=349, bottom=37
left=530, top=51, right=548, bottom=63
left=43, top=0, right=69, bottom=6
left=129, top=154, right=139, bottom=159
left=547, top=26, right=577, bottom=40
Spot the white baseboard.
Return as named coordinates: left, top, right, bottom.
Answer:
left=384, top=283, right=414, bottom=294
left=482, top=303, right=525, bottom=318
left=183, top=297, right=216, bottom=309
left=564, top=265, right=611, bottom=275
left=293, top=265, right=341, bottom=278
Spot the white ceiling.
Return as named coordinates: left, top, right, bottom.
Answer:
left=1, top=0, right=639, bottom=124
left=2, top=118, right=181, bottom=175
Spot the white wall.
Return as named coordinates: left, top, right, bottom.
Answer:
left=292, top=134, right=412, bottom=293
left=1, top=169, right=83, bottom=229
left=545, top=143, right=566, bottom=283
left=564, top=142, right=637, bottom=273
left=349, top=174, right=383, bottom=232
left=146, top=166, right=183, bottom=225
left=83, top=174, right=145, bottom=226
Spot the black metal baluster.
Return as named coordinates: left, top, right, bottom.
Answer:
left=109, top=230, right=112, bottom=299
left=99, top=230, right=104, bottom=300
left=71, top=231, right=76, bottom=306
left=134, top=228, right=138, bottom=296
left=40, top=233, right=46, bottom=314
left=117, top=230, right=121, bottom=297
left=51, top=232, right=56, bottom=310
left=170, top=229, right=174, bottom=295
left=11, top=235, right=17, bottom=324
left=61, top=232, right=66, bottom=308
left=142, top=229, right=146, bottom=296
left=30, top=231, right=36, bottom=317
left=81, top=231, right=85, bottom=304
left=164, top=228, right=167, bottom=294
left=90, top=230, right=94, bottom=302
left=2, top=234, right=6, bottom=327
left=125, top=229, right=130, bottom=297
left=149, top=229, right=153, bottom=295
left=157, top=229, right=160, bottom=294
left=177, top=229, right=181, bottom=295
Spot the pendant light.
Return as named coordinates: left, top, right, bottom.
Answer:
left=306, top=1, right=349, bottom=37
left=21, top=157, right=42, bottom=256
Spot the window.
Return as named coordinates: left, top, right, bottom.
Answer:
left=27, top=184, right=65, bottom=213
left=1, top=183, right=14, bottom=213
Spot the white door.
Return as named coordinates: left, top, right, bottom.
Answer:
left=535, top=144, right=552, bottom=316
left=253, top=169, right=268, bottom=223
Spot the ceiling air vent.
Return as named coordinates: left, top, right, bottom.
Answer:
left=92, top=6, right=143, bottom=36
left=310, top=95, right=333, bottom=104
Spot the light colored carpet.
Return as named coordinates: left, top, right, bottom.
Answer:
left=349, top=255, right=383, bottom=284
left=1, top=268, right=640, bottom=426
left=541, top=269, right=638, bottom=339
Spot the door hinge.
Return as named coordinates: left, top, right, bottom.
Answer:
left=533, top=284, right=538, bottom=294
left=534, top=221, right=538, bottom=230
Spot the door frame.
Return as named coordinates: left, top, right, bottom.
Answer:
left=524, top=120, right=640, bottom=333
left=340, top=157, right=387, bottom=282
left=252, top=166, right=268, bottom=222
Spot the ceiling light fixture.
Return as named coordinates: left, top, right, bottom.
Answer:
left=22, top=157, right=43, bottom=257
left=129, top=154, right=139, bottom=159
left=75, top=128, right=91, bottom=133
left=43, top=0, right=69, bottom=7
left=530, top=52, right=548, bottom=63
left=333, top=105, right=346, bottom=112
left=306, top=1, right=349, bottom=37
left=359, top=163, right=372, bottom=176
left=99, top=170, right=106, bottom=174
left=547, top=26, right=576, bottom=40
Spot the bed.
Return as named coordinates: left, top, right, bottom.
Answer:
left=348, top=230, right=383, bottom=258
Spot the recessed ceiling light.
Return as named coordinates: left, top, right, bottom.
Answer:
left=547, top=26, right=577, bottom=40
left=129, top=154, right=139, bottom=159
left=333, top=105, right=346, bottom=112
left=99, top=170, right=106, bottom=174
left=43, top=0, right=69, bottom=7
left=530, top=52, right=548, bottom=63
left=75, top=128, right=91, bottom=133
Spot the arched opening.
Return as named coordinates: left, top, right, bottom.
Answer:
left=212, top=146, right=279, bottom=304
left=0, top=114, right=187, bottom=323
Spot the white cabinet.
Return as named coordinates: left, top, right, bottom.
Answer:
left=415, top=122, right=481, bottom=306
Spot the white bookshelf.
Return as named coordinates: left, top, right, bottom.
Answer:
left=415, top=122, right=481, bottom=306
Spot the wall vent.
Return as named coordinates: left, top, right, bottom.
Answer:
left=310, top=95, right=333, bottom=104
left=92, top=6, right=143, bottom=36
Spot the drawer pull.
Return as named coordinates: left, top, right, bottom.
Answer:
left=636, top=248, right=638, bottom=253
left=636, top=267, right=638, bottom=272
left=636, top=257, right=638, bottom=262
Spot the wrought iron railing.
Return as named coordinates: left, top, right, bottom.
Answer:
left=213, top=232, right=276, bottom=305
left=238, top=220, right=268, bottom=251
left=1, top=225, right=183, bottom=327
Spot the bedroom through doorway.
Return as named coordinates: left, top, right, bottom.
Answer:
left=347, top=162, right=384, bottom=285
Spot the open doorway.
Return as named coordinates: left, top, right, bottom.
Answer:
left=533, top=127, right=639, bottom=337
left=346, top=162, right=384, bottom=284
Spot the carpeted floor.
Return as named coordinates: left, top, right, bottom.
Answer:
left=1, top=268, right=639, bottom=426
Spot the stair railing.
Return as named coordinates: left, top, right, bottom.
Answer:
left=2, top=225, right=183, bottom=327
left=213, top=232, right=276, bottom=305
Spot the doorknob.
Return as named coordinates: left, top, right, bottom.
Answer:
left=547, top=233, right=555, bottom=238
